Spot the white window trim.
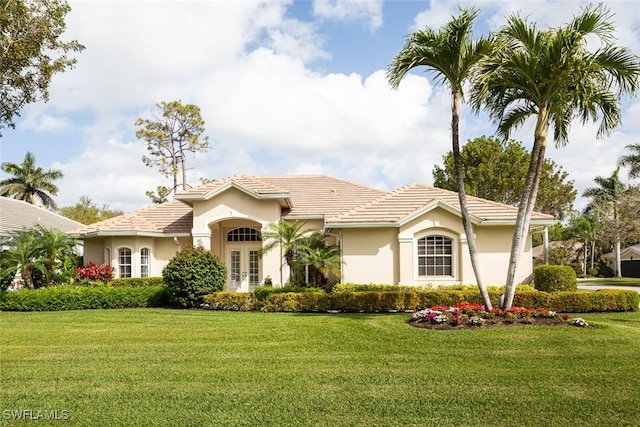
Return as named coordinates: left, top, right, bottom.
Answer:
left=414, top=230, right=458, bottom=281
left=116, top=246, right=133, bottom=278
left=139, top=247, right=151, bottom=278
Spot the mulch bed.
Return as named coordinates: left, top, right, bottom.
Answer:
left=407, top=317, right=581, bottom=330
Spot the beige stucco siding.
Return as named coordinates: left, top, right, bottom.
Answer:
left=340, top=228, right=398, bottom=284
left=191, top=188, right=281, bottom=231
left=83, top=239, right=106, bottom=266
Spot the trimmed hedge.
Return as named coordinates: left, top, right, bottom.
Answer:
left=108, top=277, right=165, bottom=287
left=533, top=265, right=577, bottom=292
left=201, top=288, right=638, bottom=313
left=0, top=285, right=170, bottom=311
left=203, top=292, right=256, bottom=311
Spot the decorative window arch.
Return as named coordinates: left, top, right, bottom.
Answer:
left=140, top=247, right=151, bottom=278
left=416, top=233, right=456, bottom=278
left=117, top=247, right=132, bottom=278
left=226, top=227, right=261, bottom=242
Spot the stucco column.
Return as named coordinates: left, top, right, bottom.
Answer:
left=191, top=227, right=212, bottom=251
left=398, top=235, right=413, bottom=284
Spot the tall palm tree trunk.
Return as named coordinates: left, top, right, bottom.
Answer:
left=503, top=131, right=547, bottom=308
left=452, top=92, right=492, bottom=310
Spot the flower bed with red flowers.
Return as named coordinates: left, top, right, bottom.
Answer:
left=408, top=302, right=590, bottom=330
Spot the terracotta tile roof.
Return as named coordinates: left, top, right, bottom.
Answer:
left=176, top=175, right=388, bottom=218
left=177, top=175, right=289, bottom=197
left=68, top=200, right=192, bottom=237
left=0, top=197, right=84, bottom=236
left=326, top=184, right=554, bottom=225
left=258, top=175, right=387, bottom=217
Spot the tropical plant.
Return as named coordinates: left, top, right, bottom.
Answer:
left=260, top=220, right=309, bottom=285
left=0, top=152, right=64, bottom=209
left=618, top=143, right=640, bottom=180
left=135, top=100, right=210, bottom=194
left=297, top=233, right=342, bottom=288
left=0, top=225, right=77, bottom=288
left=387, top=7, right=493, bottom=310
left=471, top=4, right=640, bottom=308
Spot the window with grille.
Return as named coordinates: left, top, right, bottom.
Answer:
left=118, top=248, right=132, bottom=278
left=140, top=248, right=150, bottom=278
left=226, top=227, right=261, bottom=242
left=417, top=235, right=453, bottom=277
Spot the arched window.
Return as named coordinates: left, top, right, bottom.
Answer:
left=417, top=235, right=453, bottom=277
left=118, top=248, right=132, bottom=278
left=226, top=227, right=261, bottom=242
left=140, top=248, right=150, bottom=278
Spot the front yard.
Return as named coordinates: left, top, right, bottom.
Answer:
left=1, top=309, right=639, bottom=426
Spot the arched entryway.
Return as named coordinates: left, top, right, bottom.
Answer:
left=225, top=226, right=262, bottom=291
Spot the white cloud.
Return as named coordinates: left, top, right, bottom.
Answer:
left=313, top=0, right=383, bottom=31
left=4, top=0, right=638, bottom=217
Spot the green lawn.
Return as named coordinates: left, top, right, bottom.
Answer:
left=2, top=309, right=639, bottom=426
left=578, top=277, right=640, bottom=287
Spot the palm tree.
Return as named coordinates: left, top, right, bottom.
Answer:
left=471, top=4, right=640, bottom=308
left=0, top=151, right=64, bottom=209
left=260, top=220, right=308, bottom=285
left=583, top=168, right=626, bottom=277
left=618, top=143, right=640, bottom=180
left=388, top=7, right=493, bottom=310
left=36, top=225, right=78, bottom=284
left=298, top=233, right=343, bottom=287
left=0, top=229, right=46, bottom=289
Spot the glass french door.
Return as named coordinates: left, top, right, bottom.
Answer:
left=227, top=246, right=260, bottom=291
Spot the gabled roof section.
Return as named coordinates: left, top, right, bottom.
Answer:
left=175, top=175, right=293, bottom=208
left=0, top=197, right=84, bottom=236
left=175, top=175, right=387, bottom=218
left=326, top=184, right=555, bottom=227
left=258, top=175, right=388, bottom=218
left=67, top=200, right=193, bottom=238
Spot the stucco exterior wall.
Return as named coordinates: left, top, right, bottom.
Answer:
left=340, top=228, right=398, bottom=284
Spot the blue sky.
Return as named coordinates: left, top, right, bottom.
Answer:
left=2, top=0, right=639, bottom=213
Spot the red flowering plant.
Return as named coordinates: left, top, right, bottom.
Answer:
left=75, top=262, right=114, bottom=284
left=409, top=302, right=583, bottom=329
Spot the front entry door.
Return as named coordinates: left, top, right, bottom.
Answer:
left=227, top=245, right=261, bottom=292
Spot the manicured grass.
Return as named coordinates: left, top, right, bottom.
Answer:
left=2, top=309, right=639, bottom=426
left=578, top=277, right=640, bottom=287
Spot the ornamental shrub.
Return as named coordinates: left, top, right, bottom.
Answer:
left=533, top=265, right=577, bottom=292
left=203, top=292, right=256, bottom=311
left=253, top=285, right=325, bottom=301
left=109, top=277, right=164, bottom=287
left=163, top=246, right=226, bottom=308
left=261, top=292, right=330, bottom=312
left=76, top=262, right=114, bottom=283
left=0, top=285, right=169, bottom=311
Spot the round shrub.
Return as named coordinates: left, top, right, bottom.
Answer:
left=163, top=246, right=226, bottom=308
left=533, top=265, right=577, bottom=293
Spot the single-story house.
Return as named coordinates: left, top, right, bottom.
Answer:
left=68, top=175, right=555, bottom=290
left=603, top=244, right=640, bottom=278
left=1, top=196, right=83, bottom=238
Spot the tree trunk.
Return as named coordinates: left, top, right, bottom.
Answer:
left=451, top=91, right=492, bottom=310
left=180, top=149, right=188, bottom=191
left=615, top=240, right=621, bottom=277
left=503, top=115, right=548, bottom=309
